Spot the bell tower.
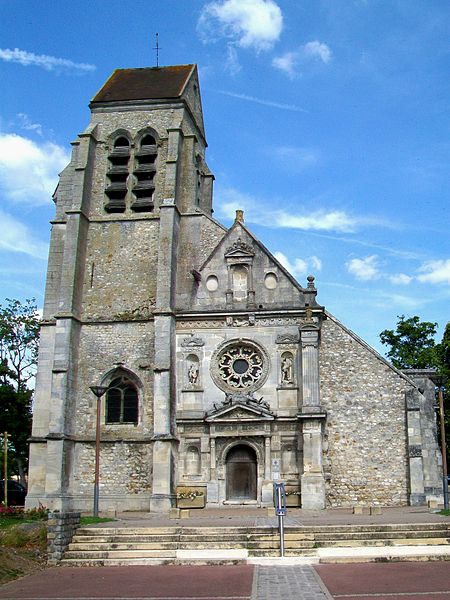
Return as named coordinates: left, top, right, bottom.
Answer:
left=27, top=65, right=215, bottom=512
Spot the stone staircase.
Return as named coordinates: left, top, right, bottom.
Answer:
left=62, top=522, right=450, bottom=565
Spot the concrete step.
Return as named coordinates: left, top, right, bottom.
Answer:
left=67, top=542, right=180, bottom=551
left=65, top=549, right=177, bottom=559
left=64, top=523, right=450, bottom=565
left=313, top=530, right=450, bottom=541
left=313, top=537, right=450, bottom=548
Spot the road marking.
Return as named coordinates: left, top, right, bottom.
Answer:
left=334, top=592, right=450, bottom=598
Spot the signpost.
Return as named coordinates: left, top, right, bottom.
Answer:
left=273, top=482, right=286, bottom=557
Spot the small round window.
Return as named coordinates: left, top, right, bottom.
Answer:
left=264, top=272, right=278, bottom=290
left=206, top=275, right=219, bottom=291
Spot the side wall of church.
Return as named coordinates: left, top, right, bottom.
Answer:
left=320, top=316, right=411, bottom=507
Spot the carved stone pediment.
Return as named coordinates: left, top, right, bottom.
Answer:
left=205, top=402, right=274, bottom=422
left=205, top=392, right=274, bottom=422
left=224, top=237, right=255, bottom=258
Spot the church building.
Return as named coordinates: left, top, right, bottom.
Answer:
left=26, top=65, right=443, bottom=512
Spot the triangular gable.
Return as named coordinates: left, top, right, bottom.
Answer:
left=205, top=399, right=274, bottom=422
left=193, top=219, right=320, bottom=311
left=200, top=220, right=307, bottom=294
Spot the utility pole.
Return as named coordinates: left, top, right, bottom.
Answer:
left=437, top=378, right=448, bottom=509
left=3, top=432, right=8, bottom=507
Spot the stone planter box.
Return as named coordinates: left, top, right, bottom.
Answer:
left=285, top=486, right=301, bottom=507
left=176, top=486, right=206, bottom=509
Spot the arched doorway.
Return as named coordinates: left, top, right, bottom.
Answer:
left=226, top=444, right=257, bottom=501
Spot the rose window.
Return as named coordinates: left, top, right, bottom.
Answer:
left=211, top=340, right=269, bottom=392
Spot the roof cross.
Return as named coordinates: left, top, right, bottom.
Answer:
left=153, top=33, right=161, bottom=68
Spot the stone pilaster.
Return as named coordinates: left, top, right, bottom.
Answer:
left=150, top=194, right=181, bottom=512
left=300, top=325, right=326, bottom=508
left=405, top=389, right=426, bottom=505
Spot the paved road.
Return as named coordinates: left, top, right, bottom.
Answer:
left=0, top=563, right=449, bottom=600
left=0, top=565, right=254, bottom=600
left=315, top=562, right=450, bottom=599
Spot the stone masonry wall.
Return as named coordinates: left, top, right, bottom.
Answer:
left=47, top=511, right=80, bottom=564
left=72, top=442, right=152, bottom=511
left=82, top=220, right=159, bottom=320
left=65, top=321, right=155, bottom=510
left=74, top=322, right=155, bottom=437
left=320, top=315, right=412, bottom=507
left=176, top=215, right=226, bottom=309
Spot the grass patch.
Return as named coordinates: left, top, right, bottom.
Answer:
left=0, top=515, right=24, bottom=529
left=80, top=516, right=115, bottom=525
left=439, top=509, right=450, bottom=516
left=0, top=505, right=49, bottom=530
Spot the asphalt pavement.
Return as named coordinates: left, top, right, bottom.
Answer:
left=1, top=563, right=449, bottom=600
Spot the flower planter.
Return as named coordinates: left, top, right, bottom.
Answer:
left=285, top=486, right=301, bottom=507
left=176, top=486, right=206, bottom=509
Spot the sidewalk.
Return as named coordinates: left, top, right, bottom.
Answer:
left=95, top=505, right=449, bottom=529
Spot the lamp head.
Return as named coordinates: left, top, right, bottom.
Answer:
left=90, top=385, right=108, bottom=398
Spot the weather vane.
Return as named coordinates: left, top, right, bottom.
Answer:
left=153, top=33, right=161, bottom=68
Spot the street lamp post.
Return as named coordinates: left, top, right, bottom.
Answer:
left=89, top=385, right=108, bottom=517
left=435, top=376, right=448, bottom=510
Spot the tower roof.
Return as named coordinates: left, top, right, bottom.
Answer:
left=91, top=64, right=195, bottom=104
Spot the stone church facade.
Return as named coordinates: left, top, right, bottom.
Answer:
left=26, top=65, right=443, bottom=513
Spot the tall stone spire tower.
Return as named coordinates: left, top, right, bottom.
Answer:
left=27, top=65, right=217, bottom=512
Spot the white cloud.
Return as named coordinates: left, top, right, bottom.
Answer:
left=310, top=256, right=322, bottom=271
left=225, top=44, right=242, bottom=74
left=417, top=259, right=450, bottom=285
left=216, top=187, right=380, bottom=234
left=274, top=252, right=320, bottom=279
left=272, top=52, right=297, bottom=78
left=303, top=41, right=332, bottom=64
left=276, top=210, right=357, bottom=233
left=0, top=210, right=48, bottom=259
left=0, top=133, right=70, bottom=205
left=198, top=0, right=283, bottom=51
left=346, top=255, right=380, bottom=280
left=389, top=273, right=413, bottom=285
left=17, top=113, right=43, bottom=137
left=218, top=90, right=307, bottom=112
left=274, top=146, right=319, bottom=170
left=272, top=40, right=332, bottom=78
left=0, top=47, right=96, bottom=73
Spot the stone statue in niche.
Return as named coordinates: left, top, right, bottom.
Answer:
left=188, top=362, right=199, bottom=385
left=281, top=354, right=293, bottom=384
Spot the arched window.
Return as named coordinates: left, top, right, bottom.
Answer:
left=114, top=136, right=130, bottom=149
left=132, top=131, right=158, bottom=212
left=106, top=375, right=138, bottom=424
left=105, top=134, right=131, bottom=213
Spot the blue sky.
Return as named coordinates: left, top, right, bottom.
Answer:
left=0, top=0, right=449, bottom=354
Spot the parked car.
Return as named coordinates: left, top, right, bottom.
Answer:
left=0, top=480, right=27, bottom=506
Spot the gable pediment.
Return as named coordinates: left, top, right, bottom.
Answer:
left=224, top=237, right=255, bottom=260
left=205, top=394, right=274, bottom=422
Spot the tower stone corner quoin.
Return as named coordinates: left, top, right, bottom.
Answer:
left=25, top=63, right=443, bottom=513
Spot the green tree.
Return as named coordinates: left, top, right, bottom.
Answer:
left=436, top=322, right=450, bottom=380
left=0, top=298, right=40, bottom=483
left=380, top=316, right=450, bottom=465
left=379, top=315, right=438, bottom=370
